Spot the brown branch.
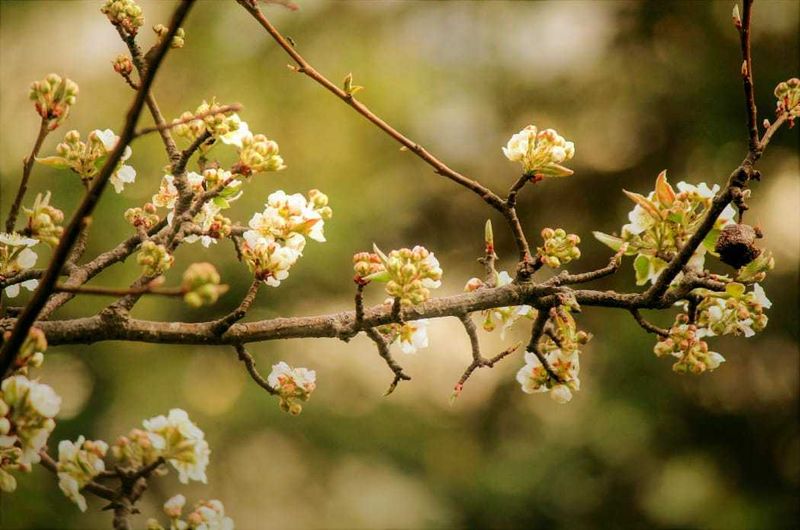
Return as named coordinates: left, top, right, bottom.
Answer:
left=364, top=327, right=411, bottom=395
left=5, top=273, right=729, bottom=348
left=4, top=117, right=50, bottom=233
left=526, top=309, right=563, bottom=384
left=544, top=245, right=627, bottom=287
left=54, top=282, right=183, bottom=298
left=0, top=0, right=196, bottom=377
left=737, top=0, right=760, bottom=151
left=134, top=104, right=242, bottom=138
left=452, top=314, right=520, bottom=396
left=630, top=309, right=669, bottom=337
left=235, top=343, right=277, bottom=395
left=212, top=279, right=260, bottom=334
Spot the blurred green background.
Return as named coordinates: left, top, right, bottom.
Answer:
left=1, top=0, right=798, bottom=528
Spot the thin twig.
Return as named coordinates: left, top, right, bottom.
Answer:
left=629, top=309, right=669, bottom=337
left=364, top=327, right=411, bottom=395
left=4, top=117, right=50, bottom=233
left=212, top=280, right=260, bottom=334
left=235, top=344, right=278, bottom=395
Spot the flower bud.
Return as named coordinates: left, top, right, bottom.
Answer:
left=112, top=55, right=133, bottom=77
left=28, top=74, right=78, bottom=129
left=136, top=241, right=173, bottom=276
left=101, top=0, right=144, bottom=35
left=181, top=263, right=228, bottom=308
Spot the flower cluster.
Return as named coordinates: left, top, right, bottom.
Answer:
left=502, top=125, right=575, bottom=179
left=464, top=271, right=535, bottom=338
left=653, top=315, right=726, bottom=374
left=173, top=100, right=243, bottom=146
left=101, top=0, right=144, bottom=35
left=242, top=190, right=331, bottom=286
left=1, top=232, right=39, bottom=298
left=39, top=129, right=136, bottom=193
left=1, top=375, right=61, bottom=481
left=774, top=77, right=800, bottom=126
left=23, top=192, right=64, bottom=246
left=153, top=23, right=185, bottom=49
left=516, top=307, right=590, bottom=403
left=594, top=171, right=735, bottom=285
left=142, top=409, right=210, bottom=484
left=137, top=241, right=174, bottom=277
left=56, top=437, right=109, bottom=512
left=147, top=495, right=234, bottom=530
left=28, top=74, right=78, bottom=129
left=537, top=228, right=581, bottom=268
left=112, top=54, right=133, bottom=77
left=268, top=362, right=317, bottom=415
left=234, top=132, right=286, bottom=176
left=181, top=263, right=228, bottom=308
left=124, top=203, right=160, bottom=230
left=695, top=282, right=771, bottom=338
left=367, top=245, right=443, bottom=306
left=151, top=169, right=240, bottom=247
left=110, top=428, right=163, bottom=471
left=353, top=252, right=384, bottom=284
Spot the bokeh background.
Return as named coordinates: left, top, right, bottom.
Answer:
left=1, top=1, right=798, bottom=528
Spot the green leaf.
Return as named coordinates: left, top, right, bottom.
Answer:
left=725, top=282, right=746, bottom=298
left=539, top=164, right=574, bottom=177
left=212, top=197, right=230, bottom=209
left=35, top=156, right=70, bottom=170
left=592, top=231, right=624, bottom=251
left=702, top=228, right=721, bottom=256
left=364, top=269, right=390, bottom=283
left=634, top=254, right=651, bottom=286
left=372, top=243, right=390, bottom=266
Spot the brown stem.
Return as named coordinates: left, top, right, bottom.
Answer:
left=630, top=309, right=669, bottom=337
left=364, top=327, right=411, bottom=395
left=54, top=283, right=183, bottom=298
left=235, top=344, right=278, bottom=395
left=4, top=117, right=49, bottom=233
left=212, top=279, right=260, bottom=334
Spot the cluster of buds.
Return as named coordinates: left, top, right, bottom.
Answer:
left=267, top=362, right=317, bottom=415
left=56, top=437, right=109, bottom=512
left=147, top=495, right=234, bottom=530
left=39, top=129, right=136, bottom=193
left=1, top=233, right=39, bottom=298
left=502, top=125, right=575, bottom=179
left=516, top=307, right=589, bottom=403
left=0, top=443, right=26, bottom=493
left=173, top=100, right=241, bottom=146
left=537, top=228, right=581, bottom=268
left=0, top=375, right=61, bottom=470
left=181, top=263, right=228, bottom=308
left=110, top=428, right=163, bottom=471
left=141, top=409, right=210, bottom=484
left=234, top=133, right=286, bottom=176
left=594, top=171, right=736, bottom=285
left=695, top=282, right=771, bottom=338
left=653, top=314, right=725, bottom=374
left=10, top=328, right=47, bottom=375
left=100, top=0, right=144, bottom=35
left=137, top=241, right=174, bottom=277
left=124, top=204, right=160, bottom=231
left=242, top=190, right=331, bottom=286
left=23, top=192, right=64, bottom=246
left=153, top=23, right=185, bottom=48
left=368, top=245, right=443, bottom=306
left=353, top=252, right=383, bottom=284
left=28, top=74, right=78, bottom=129
left=774, top=78, right=800, bottom=126
left=112, top=54, right=133, bottom=77
left=464, top=271, right=535, bottom=338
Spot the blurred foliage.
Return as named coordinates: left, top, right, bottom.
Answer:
left=0, top=0, right=798, bottom=528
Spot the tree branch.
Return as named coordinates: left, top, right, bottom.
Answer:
left=4, top=117, right=49, bottom=233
